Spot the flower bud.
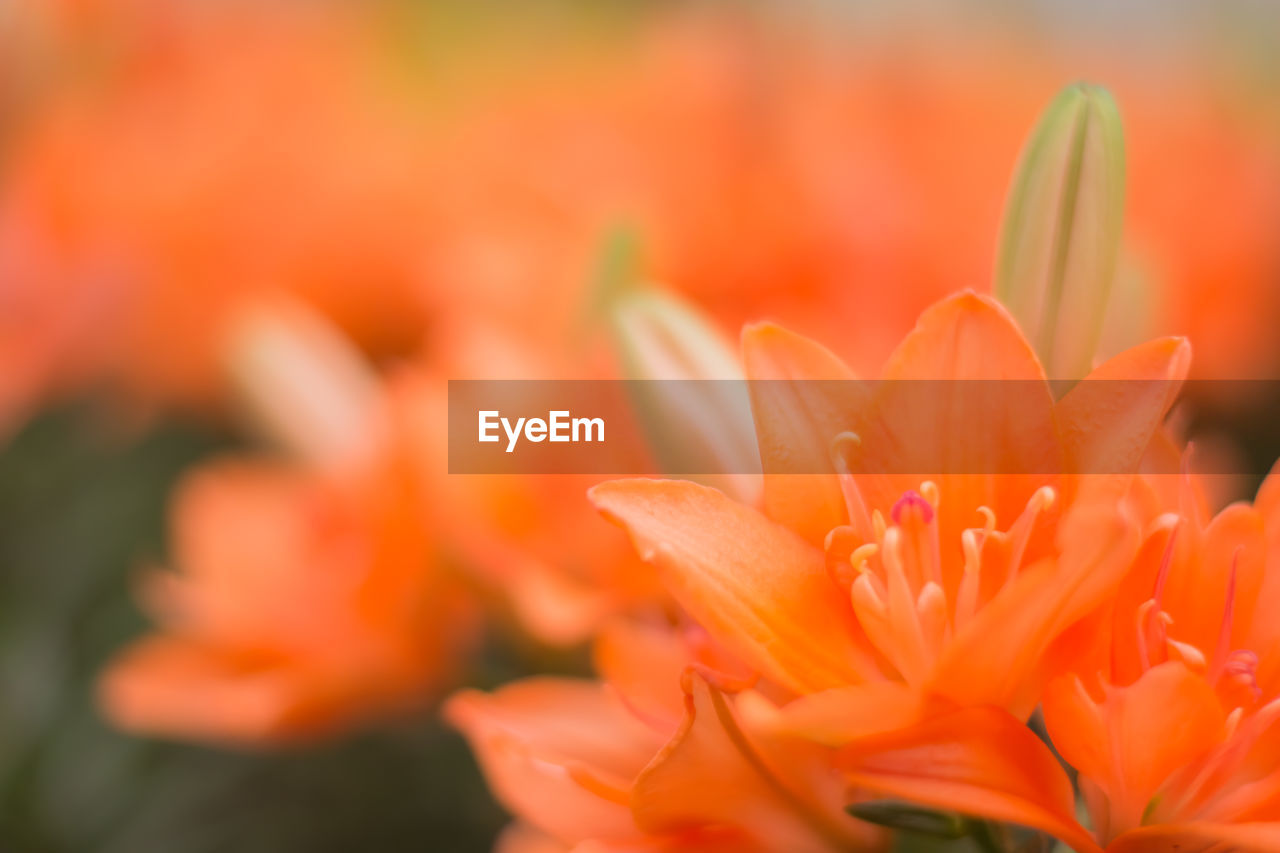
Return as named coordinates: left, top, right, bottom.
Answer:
left=610, top=288, right=761, bottom=499
left=995, top=83, right=1126, bottom=379
left=226, top=298, right=384, bottom=470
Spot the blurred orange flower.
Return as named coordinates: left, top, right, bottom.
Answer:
left=0, top=0, right=433, bottom=422
left=427, top=320, right=668, bottom=647
left=98, top=308, right=475, bottom=744
left=424, top=16, right=1280, bottom=383
left=446, top=469, right=663, bottom=648
left=3, top=5, right=1274, bottom=435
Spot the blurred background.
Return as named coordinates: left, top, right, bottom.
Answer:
left=1, top=1, right=1279, bottom=850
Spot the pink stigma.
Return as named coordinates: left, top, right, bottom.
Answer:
left=892, top=491, right=934, bottom=526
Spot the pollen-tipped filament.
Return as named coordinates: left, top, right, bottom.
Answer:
left=823, top=472, right=1056, bottom=688
left=1134, top=527, right=1263, bottom=710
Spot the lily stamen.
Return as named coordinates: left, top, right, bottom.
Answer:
left=1002, top=486, right=1056, bottom=590
left=1209, top=549, right=1245, bottom=684
left=822, top=525, right=862, bottom=589
left=831, top=432, right=874, bottom=540
left=954, top=527, right=986, bottom=631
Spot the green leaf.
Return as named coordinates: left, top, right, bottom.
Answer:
left=849, top=800, right=970, bottom=838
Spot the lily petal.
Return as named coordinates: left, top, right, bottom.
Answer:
left=1251, top=460, right=1280, bottom=694
left=97, top=636, right=313, bottom=743
left=1042, top=662, right=1226, bottom=839
left=1056, top=336, right=1191, bottom=476
left=883, top=292, right=1047, bottom=382
left=873, top=292, right=1059, bottom=518
left=761, top=681, right=929, bottom=747
left=594, top=619, right=693, bottom=731
left=1107, top=821, right=1280, bottom=853
left=741, top=322, right=859, bottom=544
left=836, top=706, right=1101, bottom=853
left=498, top=824, right=574, bottom=853
left=930, top=497, right=1138, bottom=717
left=633, top=673, right=868, bottom=853
left=590, top=479, right=880, bottom=693
left=445, top=679, right=662, bottom=844
left=1162, top=502, right=1266, bottom=660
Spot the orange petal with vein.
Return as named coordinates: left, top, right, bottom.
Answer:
left=1043, top=663, right=1226, bottom=839
left=871, top=291, right=1059, bottom=520
left=1057, top=336, right=1191, bottom=476
left=633, top=673, right=870, bottom=853
left=590, top=479, right=880, bottom=693
left=594, top=619, right=692, bottom=730
left=930, top=498, right=1138, bottom=717
left=741, top=322, right=858, bottom=544
left=881, top=291, right=1047, bottom=382
left=837, top=706, right=1101, bottom=853
left=445, top=679, right=661, bottom=844
left=763, top=682, right=927, bottom=747
left=1107, top=822, right=1280, bottom=853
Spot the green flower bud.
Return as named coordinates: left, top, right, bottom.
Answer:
left=995, top=83, right=1126, bottom=379
left=609, top=288, right=761, bottom=498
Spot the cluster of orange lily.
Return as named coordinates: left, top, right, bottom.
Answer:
left=96, top=77, right=1280, bottom=852
left=445, top=85, right=1280, bottom=852
left=5, top=2, right=1280, bottom=851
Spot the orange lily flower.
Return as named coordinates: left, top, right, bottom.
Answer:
left=593, top=292, right=1187, bottom=710
left=447, top=618, right=885, bottom=853
left=1040, top=465, right=1280, bottom=850
left=98, top=308, right=476, bottom=744
left=588, top=292, right=1189, bottom=848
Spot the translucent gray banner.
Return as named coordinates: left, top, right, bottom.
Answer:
left=448, top=379, right=1256, bottom=475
